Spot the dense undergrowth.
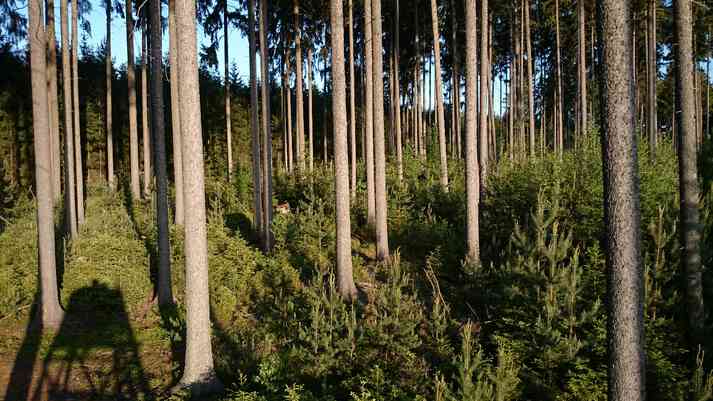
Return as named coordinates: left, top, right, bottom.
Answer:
left=1, top=134, right=712, bottom=400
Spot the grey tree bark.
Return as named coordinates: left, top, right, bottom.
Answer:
left=126, top=0, right=140, bottom=199
left=330, top=0, right=357, bottom=299
left=372, top=0, right=389, bottom=261
left=294, top=0, right=305, bottom=172
left=394, top=0, right=402, bottom=183
left=30, top=0, right=64, bottom=329
left=647, top=0, right=657, bottom=154
left=349, top=0, right=357, bottom=194
left=149, top=0, right=173, bottom=306
left=479, top=0, right=488, bottom=180
left=673, top=0, right=704, bottom=346
left=259, top=0, right=273, bottom=251
left=47, top=0, right=61, bottom=200
left=72, top=0, right=84, bottom=225
left=465, top=0, right=480, bottom=264
left=364, top=0, right=375, bottom=226
left=174, top=0, right=223, bottom=393
left=61, top=0, right=77, bottom=237
left=249, top=0, right=263, bottom=238
left=578, top=0, right=587, bottom=140
left=431, top=0, right=449, bottom=191
left=169, top=0, right=184, bottom=225
left=105, top=0, right=114, bottom=189
left=597, top=0, right=645, bottom=399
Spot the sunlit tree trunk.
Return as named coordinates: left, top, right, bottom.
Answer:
left=169, top=0, right=183, bottom=225
left=364, top=0, right=375, bottom=226
left=105, top=0, right=114, bottom=189
left=30, top=0, right=64, bottom=328
left=72, top=0, right=84, bottom=224
left=465, top=0, right=480, bottom=263
left=598, top=0, right=645, bottom=399
left=479, top=0, right=488, bottom=181
left=674, top=0, right=704, bottom=346
left=47, top=0, right=61, bottom=199
left=348, top=0, right=357, bottom=194
left=141, top=29, right=151, bottom=196
left=578, top=0, right=587, bottom=140
left=61, top=0, right=77, bottom=237
left=259, top=0, right=272, bottom=250
left=394, top=0, right=402, bottom=183
left=126, top=0, right=140, bottom=199
left=174, top=0, right=223, bottom=392
left=430, top=0, right=449, bottom=191
left=372, top=0, right=389, bottom=260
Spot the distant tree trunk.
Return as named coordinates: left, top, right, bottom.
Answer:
left=349, top=0, right=357, bottom=193
left=169, top=0, right=184, bottom=225
left=578, top=0, right=587, bottom=140
left=294, top=0, right=305, bottom=171
left=61, top=0, right=77, bottom=237
left=555, top=0, right=563, bottom=156
left=47, top=0, right=61, bottom=200
left=430, top=0, right=449, bottom=191
left=72, top=0, right=84, bottom=225
left=307, top=47, right=314, bottom=172
left=674, top=0, right=704, bottom=346
left=105, top=0, right=114, bottom=190
left=286, top=56, right=293, bottom=172
left=174, top=0, right=223, bottom=392
left=30, top=0, right=64, bottom=329
left=394, top=0, right=402, bottom=183
left=141, top=29, right=151, bottom=196
left=525, top=0, right=535, bottom=156
left=248, top=0, right=263, bottom=238
left=225, top=2, right=232, bottom=181
left=126, top=0, right=140, bottom=199
left=364, top=0, right=375, bottom=226
left=465, top=0, right=480, bottom=263
left=259, top=0, right=272, bottom=251
left=372, top=0, right=389, bottom=260
left=598, top=0, right=645, bottom=399
left=479, top=0, right=489, bottom=182
left=330, top=0, right=357, bottom=299
left=149, top=0, right=173, bottom=306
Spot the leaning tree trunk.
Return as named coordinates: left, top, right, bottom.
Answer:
left=431, top=0, right=449, bottom=191
left=364, top=0, right=375, bottom=226
left=331, top=0, right=357, bottom=299
left=598, top=0, right=645, bottom=399
left=248, top=0, right=263, bottom=239
left=30, top=0, right=64, bottom=329
left=61, top=0, right=77, bottom=237
left=174, top=0, right=224, bottom=393
left=72, top=0, right=84, bottom=225
left=106, top=0, right=114, bottom=189
left=169, top=0, right=184, bottom=225
left=126, top=0, right=140, bottom=199
left=372, top=0, right=389, bottom=261
left=150, top=0, right=173, bottom=306
left=47, top=0, right=61, bottom=200
left=673, top=0, right=705, bottom=347
left=294, top=0, right=305, bottom=172
left=465, top=0, right=480, bottom=263
left=141, top=29, right=151, bottom=197
left=259, top=0, right=273, bottom=251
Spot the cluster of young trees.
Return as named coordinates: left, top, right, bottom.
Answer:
left=16, top=0, right=710, bottom=397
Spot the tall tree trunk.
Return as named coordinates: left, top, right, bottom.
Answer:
left=259, top=0, right=272, bottom=251
left=348, top=0, right=357, bottom=193
left=394, top=0, right=402, bottom=182
left=30, top=0, right=64, bottom=328
left=578, top=0, right=587, bottom=140
left=598, top=0, right=645, bottom=399
left=294, top=0, right=305, bottom=171
left=126, top=0, right=140, bottom=199
left=225, top=2, right=232, bottom=181
left=364, top=0, right=375, bottom=226
left=431, top=0, right=449, bottom=191
left=286, top=57, right=293, bottom=172
left=61, top=0, right=76, bottom=237
left=169, top=0, right=183, bottom=225
left=479, top=0, right=488, bottom=182
left=647, top=0, right=657, bottom=154
left=465, top=0, right=480, bottom=263
left=72, top=0, right=84, bottom=225
left=149, top=0, right=172, bottom=306
left=372, top=0, right=389, bottom=260
left=525, top=0, right=535, bottom=157
left=141, top=29, right=150, bottom=196
left=307, top=47, right=314, bottom=171
left=674, top=0, right=704, bottom=346
left=330, top=0, right=357, bottom=299
left=248, top=0, right=262, bottom=239
left=105, top=0, right=114, bottom=189
left=555, top=0, right=563, bottom=156
left=47, top=0, right=61, bottom=199
left=174, top=0, right=223, bottom=392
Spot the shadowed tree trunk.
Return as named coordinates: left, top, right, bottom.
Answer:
left=555, top=0, right=563, bottom=156
left=126, top=0, right=140, bottom=199
left=294, top=0, right=305, bottom=171
left=169, top=0, right=183, bottom=225
left=673, top=0, right=704, bottom=347
left=149, top=0, right=173, bottom=306
left=61, top=0, right=77, bottom=237
left=465, top=0, right=480, bottom=263
left=72, top=0, right=84, bottom=225
left=307, top=47, right=314, bottom=172
left=431, top=0, right=449, bottom=191
left=598, top=0, right=645, bottom=399
left=30, top=0, right=64, bottom=329
left=394, top=0, right=402, bottom=183
left=331, top=0, right=357, bottom=299
left=525, top=0, right=535, bottom=156
left=647, top=0, right=657, bottom=154
left=248, top=0, right=262, bottom=239
left=578, top=0, right=587, bottom=141
left=259, top=0, right=273, bottom=251
left=364, top=0, right=375, bottom=226
left=174, top=0, right=223, bottom=393
left=479, top=0, right=488, bottom=182
left=372, top=0, right=389, bottom=261
left=47, top=0, right=61, bottom=200
left=105, top=0, right=114, bottom=189
left=225, top=0, right=232, bottom=181
left=141, top=29, right=150, bottom=197
left=286, top=53, right=293, bottom=172
left=349, top=0, right=357, bottom=194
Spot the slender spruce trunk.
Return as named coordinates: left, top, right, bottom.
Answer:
left=72, top=0, right=84, bottom=224
left=431, top=0, right=449, bottom=191
left=248, top=0, right=262, bottom=238
left=141, top=28, right=150, bottom=196
left=47, top=0, right=61, bottom=199
left=372, top=0, right=389, bottom=260
left=61, top=0, right=77, bottom=237
left=169, top=0, right=184, bottom=225
left=259, top=0, right=273, bottom=250
left=105, top=0, right=114, bottom=189
left=465, top=0, right=480, bottom=263
left=364, top=0, right=375, bottom=226
left=126, top=0, right=140, bottom=199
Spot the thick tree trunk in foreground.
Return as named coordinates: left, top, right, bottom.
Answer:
left=330, top=0, right=357, bottom=299
left=150, top=0, right=173, bottom=306
left=259, top=0, right=273, bottom=251
left=106, top=0, right=114, bottom=189
left=61, top=0, right=77, bottom=237
left=673, top=0, right=704, bottom=347
left=372, top=0, right=389, bottom=261
left=465, top=0, right=480, bottom=264
left=249, top=0, right=263, bottom=238
left=30, top=0, right=64, bottom=329
left=169, top=0, right=184, bottom=225
left=364, top=0, right=375, bottom=226
left=47, top=0, right=61, bottom=200
left=174, top=0, right=223, bottom=393
left=126, top=0, right=140, bottom=199
left=598, top=0, right=645, bottom=399
left=431, top=0, right=449, bottom=191
left=72, top=0, right=84, bottom=225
